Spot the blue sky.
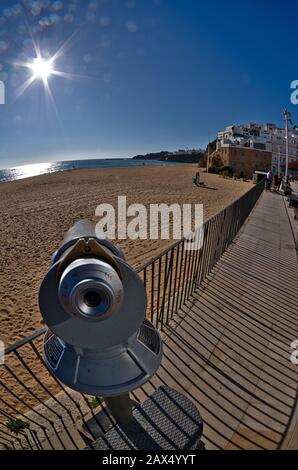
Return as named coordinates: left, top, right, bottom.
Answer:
left=0, top=0, right=297, bottom=168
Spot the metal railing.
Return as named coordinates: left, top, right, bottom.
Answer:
left=0, top=181, right=264, bottom=450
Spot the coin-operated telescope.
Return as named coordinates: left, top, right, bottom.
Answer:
left=39, top=220, right=163, bottom=420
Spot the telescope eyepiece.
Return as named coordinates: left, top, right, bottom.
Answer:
left=84, top=290, right=102, bottom=308
left=58, top=258, right=124, bottom=321
left=70, top=279, right=112, bottom=319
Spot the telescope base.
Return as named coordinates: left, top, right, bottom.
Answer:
left=90, top=386, right=204, bottom=451
left=104, top=394, right=133, bottom=426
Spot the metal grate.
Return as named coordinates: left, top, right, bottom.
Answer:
left=44, top=332, right=65, bottom=370
left=138, top=320, right=161, bottom=356
left=91, top=386, right=203, bottom=450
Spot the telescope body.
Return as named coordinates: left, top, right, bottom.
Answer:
left=39, top=220, right=163, bottom=397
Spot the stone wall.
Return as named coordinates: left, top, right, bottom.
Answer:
left=210, top=146, right=272, bottom=178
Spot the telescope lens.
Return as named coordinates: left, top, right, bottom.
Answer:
left=76, top=284, right=111, bottom=319
left=58, top=258, right=124, bottom=321
left=84, top=291, right=102, bottom=309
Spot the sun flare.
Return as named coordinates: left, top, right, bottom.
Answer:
left=30, top=57, right=54, bottom=81
left=15, top=37, right=83, bottom=101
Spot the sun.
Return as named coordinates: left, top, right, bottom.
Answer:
left=29, top=57, right=54, bottom=81
left=15, top=39, right=82, bottom=100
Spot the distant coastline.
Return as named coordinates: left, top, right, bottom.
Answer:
left=133, top=149, right=206, bottom=164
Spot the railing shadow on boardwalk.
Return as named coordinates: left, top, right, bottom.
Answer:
left=1, top=180, right=284, bottom=451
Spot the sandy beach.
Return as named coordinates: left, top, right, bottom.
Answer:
left=0, top=165, right=253, bottom=347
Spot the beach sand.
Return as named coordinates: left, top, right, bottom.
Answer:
left=0, top=165, right=253, bottom=347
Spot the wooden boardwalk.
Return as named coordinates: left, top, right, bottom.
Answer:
left=135, top=190, right=298, bottom=450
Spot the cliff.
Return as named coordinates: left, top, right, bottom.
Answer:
left=132, top=149, right=206, bottom=164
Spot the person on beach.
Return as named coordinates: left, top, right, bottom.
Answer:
left=193, top=171, right=201, bottom=187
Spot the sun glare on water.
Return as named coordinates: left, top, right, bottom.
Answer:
left=13, top=163, right=53, bottom=180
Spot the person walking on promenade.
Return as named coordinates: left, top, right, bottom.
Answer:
left=266, top=171, right=273, bottom=192
left=274, top=174, right=279, bottom=192
left=279, top=175, right=285, bottom=193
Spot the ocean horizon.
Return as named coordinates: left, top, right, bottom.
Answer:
left=0, top=158, right=180, bottom=183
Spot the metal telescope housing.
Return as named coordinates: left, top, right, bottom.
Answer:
left=39, top=220, right=163, bottom=397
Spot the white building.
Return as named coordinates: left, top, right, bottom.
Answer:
left=216, top=123, right=298, bottom=174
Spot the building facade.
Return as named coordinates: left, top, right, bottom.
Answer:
left=210, top=146, right=272, bottom=178
left=216, top=123, right=298, bottom=174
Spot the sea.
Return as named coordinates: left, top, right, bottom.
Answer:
left=0, top=158, right=179, bottom=183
